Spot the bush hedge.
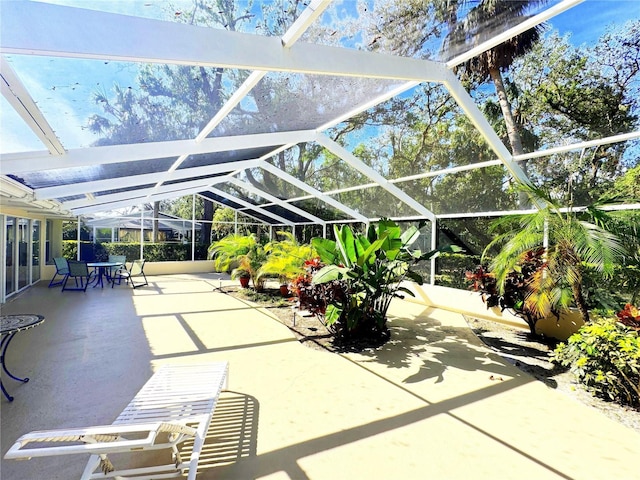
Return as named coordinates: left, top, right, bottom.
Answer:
left=62, top=241, right=208, bottom=262
left=553, top=318, right=640, bottom=408
left=434, top=253, right=483, bottom=289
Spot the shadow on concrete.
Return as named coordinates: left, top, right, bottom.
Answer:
left=353, top=308, right=519, bottom=385
left=186, top=391, right=259, bottom=476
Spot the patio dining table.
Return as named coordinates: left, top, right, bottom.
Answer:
left=1, top=314, right=45, bottom=401
left=87, top=262, right=123, bottom=288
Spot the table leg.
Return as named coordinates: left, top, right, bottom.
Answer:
left=88, top=267, right=99, bottom=287
left=1, top=333, right=29, bottom=402
left=92, top=267, right=105, bottom=288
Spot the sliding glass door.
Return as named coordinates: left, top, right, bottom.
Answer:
left=32, top=220, right=41, bottom=282
left=3, top=216, right=42, bottom=300
left=5, top=216, right=15, bottom=295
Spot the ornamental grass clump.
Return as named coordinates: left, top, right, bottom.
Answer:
left=552, top=318, right=640, bottom=408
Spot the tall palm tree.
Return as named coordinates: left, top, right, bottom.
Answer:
left=447, top=0, right=548, bottom=204
left=485, top=184, right=626, bottom=323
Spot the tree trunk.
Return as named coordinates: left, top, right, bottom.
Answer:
left=202, top=199, right=214, bottom=245
left=489, top=66, right=529, bottom=207
left=572, top=278, right=590, bottom=324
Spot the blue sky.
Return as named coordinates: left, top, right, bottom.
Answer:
left=550, top=0, right=638, bottom=45
left=1, top=0, right=638, bottom=154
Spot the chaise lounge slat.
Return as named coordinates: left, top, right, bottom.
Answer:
left=5, top=362, right=228, bottom=480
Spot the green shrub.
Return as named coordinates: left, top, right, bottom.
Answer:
left=583, top=264, right=640, bottom=309
left=62, top=241, right=106, bottom=260
left=62, top=241, right=208, bottom=262
left=552, top=318, right=640, bottom=408
left=311, top=220, right=458, bottom=344
left=259, top=231, right=316, bottom=285
left=435, top=253, right=482, bottom=289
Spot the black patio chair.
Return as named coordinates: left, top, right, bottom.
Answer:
left=48, top=257, right=69, bottom=288
left=62, top=261, right=95, bottom=292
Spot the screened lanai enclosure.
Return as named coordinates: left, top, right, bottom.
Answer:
left=1, top=0, right=639, bottom=300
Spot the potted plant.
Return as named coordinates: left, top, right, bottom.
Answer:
left=233, top=269, right=251, bottom=288
left=208, top=233, right=255, bottom=273
left=238, top=243, right=269, bottom=291
left=209, top=233, right=268, bottom=290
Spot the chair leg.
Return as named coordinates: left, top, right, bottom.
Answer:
left=48, top=273, right=59, bottom=288
left=63, top=277, right=73, bottom=291
left=62, top=275, right=92, bottom=292
left=49, top=273, right=68, bottom=288
left=111, top=273, right=122, bottom=288
left=132, top=273, right=148, bottom=289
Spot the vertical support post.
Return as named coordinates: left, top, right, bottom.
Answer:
left=28, top=219, right=33, bottom=285
left=140, top=207, right=144, bottom=260
left=234, top=211, right=238, bottom=235
left=191, top=194, right=196, bottom=261
left=430, top=218, right=437, bottom=285
left=77, top=217, right=81, bottom=260
left=323, top=223, right=327, bottom=239
left=0, top=214, right=5, bottom=304
left=542, top=218, right=549, bottom=279
left=111, top=227, right=115, bottom=243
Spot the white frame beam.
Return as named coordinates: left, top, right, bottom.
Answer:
left=446, top=0, right=584, bottom=69
left=70, top=182, right=224, bottom=215
left=226, top=177, right=326, bottom=225
left=390, top=160, right=504, bottom=183
left=1, top=2, right=448, bottom=83
left=443, top=72, right=530, bottom=185
left=514, top=131, right=640, bottom=161
left=259, top=161, right=368, bottom=223
left=315, top=134, right=436, bottom=221
left=35, top=159, right=260, bottom=200
left=316, top=81, right=421, bottom=132
left=62, top=177, right=223, bottom=211
left=195, top=71, right=267, bottom=143
left=1, top=56, right=65, bottom=156
left=193, top=0, right=332, bottom=142
left=195, top=192, right=285, bottom=227
left=281, top=0, right=333, bottom=47
left=206, top=188, right=294, bottom=226
left=1, top=130, right=316, bottom=174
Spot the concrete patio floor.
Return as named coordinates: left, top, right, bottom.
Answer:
left=1, top=273, right=639, bottom=480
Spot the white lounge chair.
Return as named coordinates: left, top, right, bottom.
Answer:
left=4, top=362, right=229, bottom=480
